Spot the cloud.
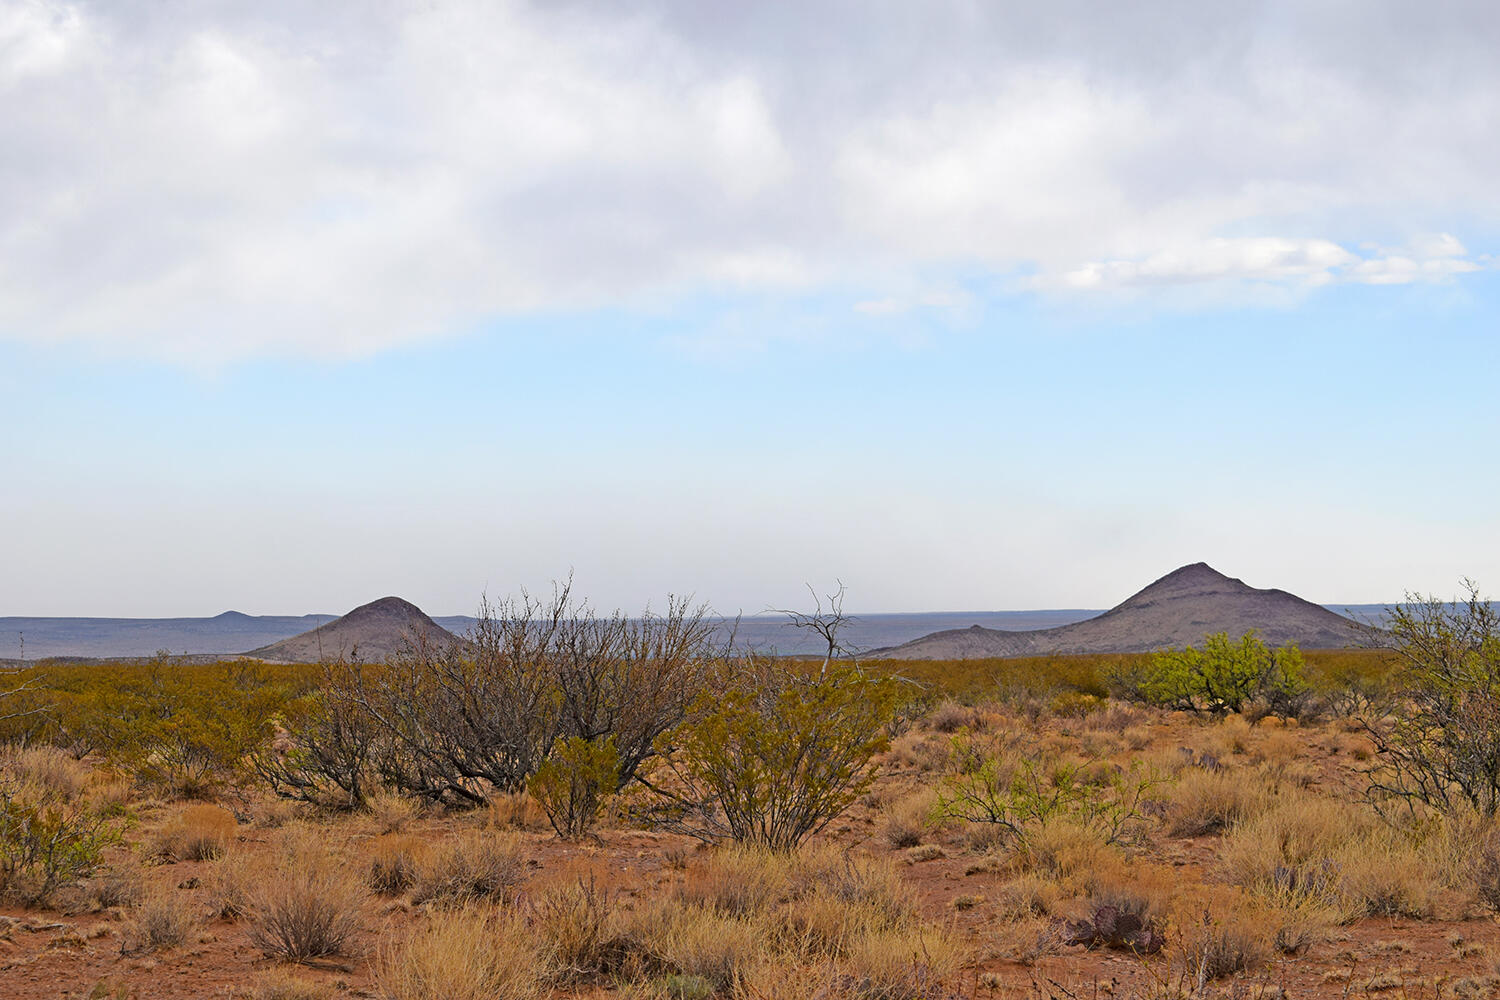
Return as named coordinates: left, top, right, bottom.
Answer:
left=1042, top=234, right=1486, bottom=292
left=2, top=1, right=1499, bottom=362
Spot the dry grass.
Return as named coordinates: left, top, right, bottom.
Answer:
left=122, top=889, right=199, bottom=954
left=376, top=907, right=544, bottom=1000
left=1165, top=768, right=1274, bottom=837
left=152, top=803, right=238, bottom=861
left=672, top=847, right=792, bottom=916
left=246, top=828, right=367, bottom=961
left=205, top=850, right=255, bottom=920
left=882, top=787, right=936, bottom=848
left=531, top=875, right=619, bottom=983
left=411, top=830, right=527, bottom=907
left=243, top=968, right=335, bottom=1000
left=367, top=833, right=428, bottom=895
left=486, top=791, right=547, bottom=831
left=366, top=792, right=420, bottom=834
left=1218, top=792, right=1441, bottom=922
left=1, top=745, right=93, bottom=799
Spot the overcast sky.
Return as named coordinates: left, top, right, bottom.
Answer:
left=3, top=0, right=1498, bottom=617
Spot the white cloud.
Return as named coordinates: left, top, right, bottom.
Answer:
left=1, top=1, right=1498, bottom=362
left=1041, top=234, right=1487, bottom=293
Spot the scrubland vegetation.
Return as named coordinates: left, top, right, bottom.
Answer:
left=1, top=586, right=1498, bottom=1000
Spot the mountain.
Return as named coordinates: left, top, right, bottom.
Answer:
left=867, top=563, right=1372, bottom=659
left=246, top=596, right=458, bottom=663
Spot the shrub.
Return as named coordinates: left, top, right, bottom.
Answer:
left=531, top=875, right=619, bottom=983
left=411, top=831, right=526, bottom=907
left=253, top=661, right=381, bottom=810
left=528, top=736, right=618, bottom=840
left=247, top=830, right=366, bottom=961
left=1362, top=582, right=1500, bottom=818
left=376, top=908, right=543, bottom=1000
left=122, top=890, right=199, bottom=953
left=352, top=587, right=715, bottom=808
left=0, top=778, right=117, bottom=904
left=152, top=803, right=237, bottom=861
left=934, top=735, right=1157, bottom=848
left=1122, top=632, right=1310, bottom=717
left=646, top=659, right=900, bottom=850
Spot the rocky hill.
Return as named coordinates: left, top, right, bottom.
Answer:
left=246, top=596, right=457, bottom=663
left=868, top=563, right=1372, bottom=659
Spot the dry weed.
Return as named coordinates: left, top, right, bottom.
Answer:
left=376, top=907, right=543, bottom=1000
left=246, top=828, right=366, bottom=961
left=367, top=833, right=428, bottom=896
left=366, top=792, right=419, bottom=834
left=152, top=803, right=238, bottom=862
left=411, top=830, right=526, bottom=907
left=122, top=889, right=199, bottom=954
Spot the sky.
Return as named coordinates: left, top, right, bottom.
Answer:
left=2, top=0, right=1498, bottom=617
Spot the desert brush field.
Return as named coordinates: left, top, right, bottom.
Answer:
left=1, top=597, right=1498, bottom=1000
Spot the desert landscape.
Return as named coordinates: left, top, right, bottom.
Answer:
left=7, top=4, right=1498, bottom=1000
left=2, top=566, right=1498, bottom=1000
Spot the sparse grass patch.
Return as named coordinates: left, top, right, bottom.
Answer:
left=245, top=968, right=335, bottom=1000
left=376, top=907, right=544, bottom=1000
left=122, top=889, right=199, bottom=954
left=411, top=830, right=526, bottom=907
left=367, top=833, right=427, bottom=896
left=1165, top=768, right=1274, bottom=837
left=152, top=803, right=237, bottom=861
left=246, top=828, right=366, bottom=961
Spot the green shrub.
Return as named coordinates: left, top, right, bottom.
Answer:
left=0, top=779, right=118, bottom=904
left=646, top=660, right=900, bottom=851
left=1114, top=632, right=1309, bottom=718
left=528, top=736, right=618, bottom=840
left=934, top=734, right=1158, bottom=848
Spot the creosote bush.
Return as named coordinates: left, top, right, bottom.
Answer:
left=1113, top=632, right=1311, bottom=718
left=644, top=659, right=900, bottom=850
left=528, top=735, right=618, bottom=840
left=0, top=777, right=118, bottom=905
left=1362, top=582, right=1500, bottom=819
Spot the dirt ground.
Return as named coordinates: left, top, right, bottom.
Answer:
left=3, top=708, right=1497, bottom=1000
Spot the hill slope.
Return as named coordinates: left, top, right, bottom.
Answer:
left=246, top=596, right=457, bottom=663
left=868, top=563, right=1371, bottom=659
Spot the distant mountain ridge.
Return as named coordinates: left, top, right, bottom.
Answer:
left=246, top=596, right=458, bottom=663
left=867, top=563, right=1374, bottom=659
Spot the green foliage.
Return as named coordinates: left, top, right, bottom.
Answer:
left=0, top=779, right=118, bottom=904
left=1363, top=582, right=1500, bottom=818
left=646, top=660, right=901, bottom=851
left=528, top=736, right=618, bottom=840
left=934, top=733, right=1157, bottom=847
left=1114, top=632, right=1309, bottom=717
left=0, top=659, right=297, bottom=798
